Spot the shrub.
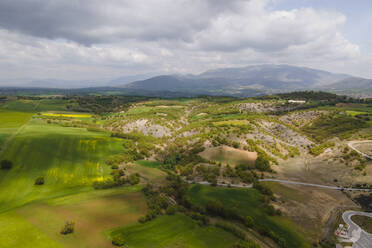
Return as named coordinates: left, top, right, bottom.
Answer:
left=128, top=173, right=140, bottom=185
left=138, top=216, right=146, bottom=223
left=309, top=142, right=335, bottom=156
left=0, top=160, right=13, bottom=170
left=244, top=216, right=254, bottom=228
left=60, top=221, right=75, bottom=235
left=112, top=234, right=125, bottom=246
left=34, top=176, right=45, bottom=185
left=93, top=178, right=116, bottom=189
left=253, top=182, right=273, bottom=196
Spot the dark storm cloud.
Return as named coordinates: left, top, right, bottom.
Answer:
left=0, top=0, right=104, bottom=44
left=0, top=0, right=247, bottom=45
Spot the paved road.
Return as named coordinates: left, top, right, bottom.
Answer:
left=342, top=211, right=372, bottom=248
left=190, top=179, right=372, bottom=192
left=348, top=141, right=372, bottom=160
left=260, top=179, right=372, bottom=192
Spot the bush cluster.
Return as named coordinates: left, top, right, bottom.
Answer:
left=34, top=176, right=45, bottom=185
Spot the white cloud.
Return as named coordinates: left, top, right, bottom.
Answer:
left=0, top=0, right=371, bottom=84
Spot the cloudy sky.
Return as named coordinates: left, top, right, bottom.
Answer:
left=0, top=0, right=371, bottom=85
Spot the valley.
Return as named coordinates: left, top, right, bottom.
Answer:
left=0, top=92, right=371, bottom=248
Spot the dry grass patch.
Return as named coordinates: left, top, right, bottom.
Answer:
left=353, top=142, right=372, bottom=156
left=263, top=182, right=357, bottom=242
left=199, top=145, right=257, bottom=166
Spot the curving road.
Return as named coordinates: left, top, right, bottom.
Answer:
left=342, top=211, right=372, bottom=248
left=348, top=141, right=372, bottom=160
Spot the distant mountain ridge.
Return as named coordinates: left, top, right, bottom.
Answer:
left=1, top=64, right=371, bottom=97
left=122, top=64, right=369, bottom=97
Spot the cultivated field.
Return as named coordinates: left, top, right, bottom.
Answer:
left=0, top=120, right=124, bottom=212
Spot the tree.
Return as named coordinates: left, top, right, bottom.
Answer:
left=255, top=156, right=270, bottom=171
left=60, top=221, right=75, bottom=235
left=34, top=176, right=45, bottom=185
left=0, top=160, right=13, bottom=170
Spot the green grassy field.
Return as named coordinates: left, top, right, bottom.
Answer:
left=0, top=120, right=125, bottom=212
left=136, top=160, right=163, bottom=168
left=0, top=109, right=34, bottom=147
left=0, top=212, right=63, bottom=248
left=188, top=184, right=310, bottom=248
left=110, top=214, right=238, bottom=248
left=0, top=99, right=71, bottom=112
left=0, top=109, right=34, bottom=128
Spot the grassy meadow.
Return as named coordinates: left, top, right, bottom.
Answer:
left=110, top=214, right=238, bottom=248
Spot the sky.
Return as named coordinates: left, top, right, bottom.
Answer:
left=0, top=0, right=371, bottom=85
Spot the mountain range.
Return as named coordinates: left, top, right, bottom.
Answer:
left=1, top=64, right=372, bottom=97
left=122, top=64, right=372, bottom=97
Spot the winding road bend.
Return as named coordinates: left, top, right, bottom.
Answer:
left=342, top=211, right=372, bottom=248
